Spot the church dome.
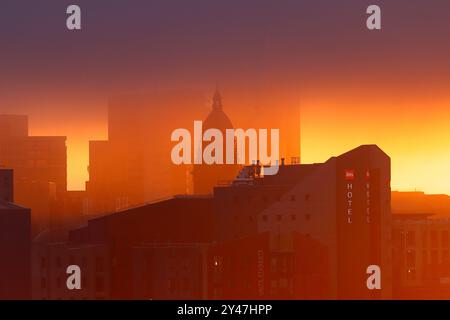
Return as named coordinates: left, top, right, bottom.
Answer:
left=203, top=90, right=233, bottom=131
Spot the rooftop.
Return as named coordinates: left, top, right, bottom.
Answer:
left=0, top=201, right=28, bottom=210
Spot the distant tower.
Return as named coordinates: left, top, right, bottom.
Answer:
left=192, top=89, right=240, bottom=194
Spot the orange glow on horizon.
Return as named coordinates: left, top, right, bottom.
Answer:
left=301, top=94, right=450, bottom=195
left=18, top=88, right=450, bottom=195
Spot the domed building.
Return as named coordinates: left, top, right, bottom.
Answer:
left=203, top=90, right=233, bottom=131
left=192, top=90, right=240, bottom=194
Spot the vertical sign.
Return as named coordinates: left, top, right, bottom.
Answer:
left=345, top=169, right=354, bottom=224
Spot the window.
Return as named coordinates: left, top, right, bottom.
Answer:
left=400, top=232, right=405, bottom=250
left=41, top=278, right=47, bottom=289
left=422, top=231, right=428, bottom=247
left=442, top=231, right=449, bottom=248
left=431, top=250, right=438, bottom=265
left=215, top=256, right=223, bottom=267
left=431, top=231, right=439, bottom=248
left=443, top=251, right=450, bottom=276
left=270, top=258, right=277, bottom=272
left=40, top=257, right=47, bottom=269
left=279, top=278, right=289, bottom=288
left=182, top=278, right=190, bottom=291
left=55, top=256, right=62, bottom=268
left=270, top=280, right=277, bottom=289
left=422, top=250, right=428, bottom=265
left=95, top=277, right=105, bottom=292
left=443, top=250, right=449, bottom=264
left=96, top=257, right=104, bottom=273
left=406, top=231, right=415, bottom=247
left=406, top=250, right=416, bottom=268
left=406, top=268, right=416, bottom=281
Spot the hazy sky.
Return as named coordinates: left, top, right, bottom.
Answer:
left=1, top=0, right=450, bottom=193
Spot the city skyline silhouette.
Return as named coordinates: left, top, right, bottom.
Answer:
left=2, top=0, right=450, bottom=302
left=1, top=0, right=450, bottom=194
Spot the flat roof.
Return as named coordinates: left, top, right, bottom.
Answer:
left=392, top=213, right=435, bottom=220
left=0, top=201, right=29, bottom=210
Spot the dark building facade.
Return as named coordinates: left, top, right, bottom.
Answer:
left=0, top=168, right=14, bottom=202
left=33, top=196, right=213, bottom=299
left=257, top=145, right=392, bottom=299
left=0, top=115, right=67, bottom=234
left=392, top=213, right=450, bottom=299
left=212, top=145, right=392, bottom=299
left=207, top=232, right=329, bottom=299
left=0, top=202, right=31, bottom=299
left=32, top=145, right=392, bottom=300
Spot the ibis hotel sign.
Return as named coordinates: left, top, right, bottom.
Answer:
left=344, top=169, right=372, bottom=224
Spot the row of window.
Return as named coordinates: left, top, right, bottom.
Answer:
left=232, top=194, right=310, bottom=204
left=232, top=214, right=311, bottom=222
left=40, top=256, right=105, bottom=272
left=404, top=249, right=450, bottom=268
left=402, top=230, right=450, bottom=248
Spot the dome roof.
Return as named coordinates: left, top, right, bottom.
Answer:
left=203, top=90, right=233, bottom=131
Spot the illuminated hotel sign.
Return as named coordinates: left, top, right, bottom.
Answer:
left=344, top=169, right=371, bottom=224
left=345, top=169, right=354, bottom=224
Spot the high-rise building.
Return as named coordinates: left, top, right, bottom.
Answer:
left=86, top=92, right=208, bottom=215
left=0, top=115, right=67, bottom=194
left=214, top=145, right=392, bottom=299
left=0, top=115, right=67, bottom=233
left=0, top=114, right=28, bottom=138
left=258, top=145, right=392, bottom=299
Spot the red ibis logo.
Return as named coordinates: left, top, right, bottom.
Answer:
left=345, top=169, right=355, bottom=180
